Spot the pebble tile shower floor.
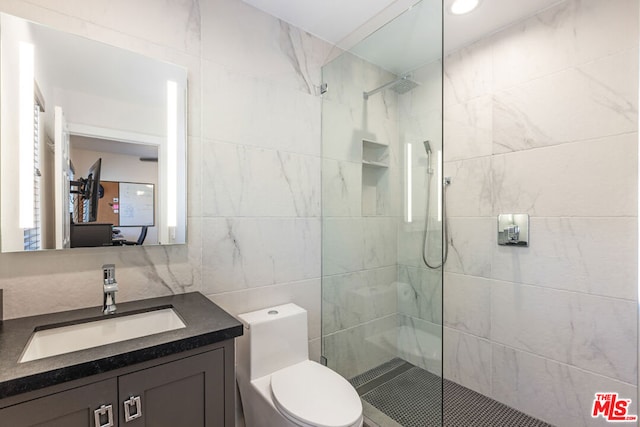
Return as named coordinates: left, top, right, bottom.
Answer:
left=351, top=359, right=554, bottom=427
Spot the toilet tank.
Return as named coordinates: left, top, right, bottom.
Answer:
left=238, top=303, right=309, bottom=381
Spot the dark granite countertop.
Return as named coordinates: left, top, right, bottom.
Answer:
left=0, top=292, right=243, bottom=400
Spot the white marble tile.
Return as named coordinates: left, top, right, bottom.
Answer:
left=206, top=278, right=320, bottom=340
left=322, top=266, right=397, bottom=335
left=0, top=243, right=199, bottom=318
left=399, top=60, right=442, bottom=119
left=444, top=96, right=492, bottom=162
left=362, top=62, right=399, bottom=123
left=397, top=265, right=442, bottom=324
left=397, top=224, right=428, bottom=269
left=445, top=218, right=494, bottom=278
left=362, top=148, right=402, bottom=218
left=321, top=51, right=367, bottom=112
left=309, top=338, right=321, bottom=363
left=364, top=112, right=399, bottom=159
left=186, top=216, right=203, bottom=288
left=443, top=328, right=491, bottom=396
left=400, top=110, right=442, bottom=160
left=492, top=133, right=638, bottom=217
left=201, top=141, right=320, bottom=218
left=444, top=38, right=493, bottom=106
left=323, top=315, right=398, bottom=379
left=202, top=60, right=321, bottom=156
left=201, top=218, right=321, bottom=293
left=404, top=138, right=436, bottom=223
left=397, top=221, right=445, bottom=270
left=492, top=344, right=638, bottom=427
left=443, top=273, right=491, bottom=339
left=493, top=49, right=638, bottom=153
left=200, top=0, right=330, bottom=93
left=444, top=156, right=493, bottom=218
left=187, top=137, right=202, bottom=217
left=492, top=0, right=639, bottom=91
left=321, top=99, right=363, bottom=163
left=397, top=315, right=442, bottom=375
left=322, top=218, right=364, bottom=276
left=186, top=58, right=202, bottom=139
left=491, top=281, right=638, bottom=384
left=322, top=159, right=362, bottom=217
left=492, top=217, right=638, bottom=300
left=363, top=217, right=398, bottom=269
left=364, top=88, right=398, bottom=137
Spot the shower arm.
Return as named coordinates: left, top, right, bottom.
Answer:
left=363, top=75, right=409, bottom=100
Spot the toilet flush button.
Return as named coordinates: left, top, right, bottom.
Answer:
left=268, top=310, right=279, bottom=315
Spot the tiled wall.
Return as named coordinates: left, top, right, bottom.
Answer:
left=321, top=51, right=402, bottom=379
left=0, top=0, right=330, bottom=359
left=442, top=1, right=638, bottom=425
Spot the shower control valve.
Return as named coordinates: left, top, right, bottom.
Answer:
left=506, top=225, right=520, bottom=242
left=497, top=214, right=529, bottom=247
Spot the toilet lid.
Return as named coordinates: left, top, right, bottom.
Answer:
left=270, top=360, right=362, bottom=427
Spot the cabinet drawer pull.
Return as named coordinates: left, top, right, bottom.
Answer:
left=124, top=395, right=142, bottom=422
left=94, top=404, right=114, bottom=427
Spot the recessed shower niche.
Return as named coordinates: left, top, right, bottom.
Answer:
left=361, top=139, right=389, bottom=216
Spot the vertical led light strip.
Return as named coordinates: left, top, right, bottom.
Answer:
left=166, top=80, right=178, bottom=228
left=405, top=142, right=412, bottom=223
left=19, top=42, right=35, bottom=229
left=437, top=150, right=442, bottom=222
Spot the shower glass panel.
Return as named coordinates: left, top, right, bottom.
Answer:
left=320, top=1, right=444, bottom=425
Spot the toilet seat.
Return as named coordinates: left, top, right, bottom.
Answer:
left=270, top=360, right=363, bottom=427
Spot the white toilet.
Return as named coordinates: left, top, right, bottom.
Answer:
left=236, top=303, right=363, bottom=427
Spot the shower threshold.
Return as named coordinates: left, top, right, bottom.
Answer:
left=350, top=358, right=554, bottom=427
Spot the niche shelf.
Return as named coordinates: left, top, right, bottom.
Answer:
left=361, top=139, right=389, bottom=216
left=362, top=139, right=389, bottom=168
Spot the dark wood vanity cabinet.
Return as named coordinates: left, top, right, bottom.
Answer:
left=0, top=379, right=118, bottom=427
left=0, top=342, right=234, bottom=427
left=117, top=348, right=224, bottom=426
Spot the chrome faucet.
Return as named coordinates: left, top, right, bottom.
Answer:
left=102, top=264, right=118, bottom=314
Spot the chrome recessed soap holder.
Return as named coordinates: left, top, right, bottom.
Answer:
left=498, top=214, right=529, bottom=247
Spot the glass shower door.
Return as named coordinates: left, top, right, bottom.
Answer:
left=320, top=1, right=444, bottom=425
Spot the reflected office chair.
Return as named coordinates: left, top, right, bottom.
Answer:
left=122, top=226, right=148, bottom=246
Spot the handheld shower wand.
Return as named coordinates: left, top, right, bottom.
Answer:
left=423, top=141, right=433, bottom=174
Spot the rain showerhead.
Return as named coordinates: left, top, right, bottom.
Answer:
left=391, top=76, right=419, bottom=94
left=363, top=74, right=419, bottom=100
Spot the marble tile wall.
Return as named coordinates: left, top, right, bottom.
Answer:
left=441, top=1, right=639, bottom=425
left=0, top=0, right=333, bottom=362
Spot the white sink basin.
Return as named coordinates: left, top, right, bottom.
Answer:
left=20, top=308, right=186, bottom=363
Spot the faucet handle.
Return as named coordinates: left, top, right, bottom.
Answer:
left=102, top=264, right=116, bottom=284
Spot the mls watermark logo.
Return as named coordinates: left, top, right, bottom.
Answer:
left=592, top=393, right=638, bottom=422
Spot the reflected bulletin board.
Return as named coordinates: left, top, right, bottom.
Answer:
left=98, top=181, right=155, bottom=227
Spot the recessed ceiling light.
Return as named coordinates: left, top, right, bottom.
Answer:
left=450, top=0, right=480, bottom=15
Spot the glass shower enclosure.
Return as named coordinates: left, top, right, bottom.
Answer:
left=320, top=1, right=445, bottom=425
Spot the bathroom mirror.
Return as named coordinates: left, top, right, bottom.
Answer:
left=0, top=13, right=187, bottom=252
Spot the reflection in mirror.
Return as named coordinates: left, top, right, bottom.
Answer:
left=0, top=13, right=187, bottom=252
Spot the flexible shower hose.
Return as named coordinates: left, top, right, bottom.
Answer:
left=422, top=172, right=449, bottom=269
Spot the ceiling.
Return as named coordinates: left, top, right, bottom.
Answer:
left=242, top=0, right=565, bottom=73
left=71, top=136, right=158, bottom=159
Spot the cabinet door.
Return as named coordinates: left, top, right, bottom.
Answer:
left=118, top=349, right=224, bottom=427
left=0, top=378, right=117, bottom=427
